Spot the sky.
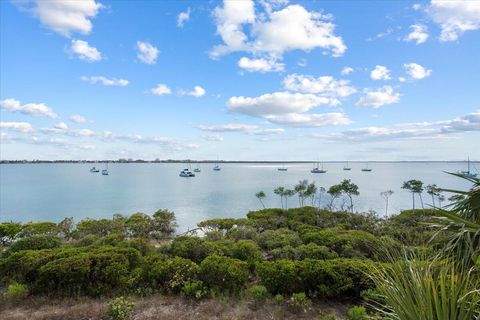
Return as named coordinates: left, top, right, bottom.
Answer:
left=1, top=0, right=479, bottom=161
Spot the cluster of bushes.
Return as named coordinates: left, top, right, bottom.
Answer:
left=0, top=206, right=440, bottom=302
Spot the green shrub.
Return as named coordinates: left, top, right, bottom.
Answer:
left=249, top=285, right=268, bottom=306
left=246, top=208, right=288, bottom=230
left=271, top=245, right=298, bottom=260
left=296, top=243, right=338, bottom=260
left=199, top=255, right=249, bottom=294
left=139, top=256, right=199, bottom=293
left=170, top=236, right=214, bottom=263
left=5, top=282, right=28, bottom=300
left=232, top=240, right=262, bottom=263
left=181, top=280, right=207, bottom=300
left=0, top=249, right=55, bottom=284
left=227, top=226, right=258, bottom=241
left=319, top=316, right=336, bottom=320
left=287, top=292, right=311, bottom=313
left=346, top=306, right=368, bottom=320
left=106, top=296, right=134, bottom=320
left=7, top=235, right=61, bottom=254
left=257, top=228, right=302, bottom=250
left=274, top=293, right=284, bottom=304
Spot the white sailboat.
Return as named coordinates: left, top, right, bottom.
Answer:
left=460, top=157, right=477, bottom=178
left=102, top=163, right=109, bottom=175
left=278, top=162, right=288, bottom=171
left=311, top=161, right=327, bottom=173
left=361, top=162, right=372, bottom=172
left=213, top=158, right=221, bottom=171
left=343, top=161, right=351, bottom=171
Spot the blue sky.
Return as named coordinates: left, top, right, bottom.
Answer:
left=1, top=0, right=479, bottom=161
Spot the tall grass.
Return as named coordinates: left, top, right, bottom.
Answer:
left=368, top=255, right=480, bottom=320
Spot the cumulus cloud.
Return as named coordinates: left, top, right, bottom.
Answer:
left=404, top=24, right=429, bottom=44
left=149, top=84, right=172, bottom=96
left=227, top=91, right=337, bottom=117
left=356, top=86, right=400, bottom=108
left=283, top=74, right=356, bottom=98
left=69, top=39, right=102, bottom=61
left=238, top=57, right=284, bottom=73
left=81, top=76, right=129, bottom=86
left=177, top=8, right=191, bottom=28
left=427, top=0, right=480, bottom=41
left=0, top=121, right=34, bottom=133
left=211, top=1, right=346, bottom=59
left=202, top=134, right=224, bottom=141
left=370, top=65, right=391, bottom=80
left=197, top=123, right=284, bottom=135
left=69, top=114, right=88, bottom=123
left=14, top=0, right=103, bottom=37
left=317, top=110, right=480, bottom=142
left=341, top=67, right=354, bottom=75
left=264, top=112, right=352, bottom=127
left=136, top=41, right=159, bottom=64
left=180, top=86, right=206, bottom=97
left=403, top=63, right=432, bottom=80
left=1, top=98, right=58, bottom=118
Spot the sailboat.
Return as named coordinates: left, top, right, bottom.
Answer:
left=193, top=164, right=201, bottom=173
left=213, top=158, right=221, bottom=171
left=361, top=162, right=372, bottom=172
left=278, top=163, right=288, bottom=171
left=102, top=162, right=109, bottom=175
left=343, top=161, right=351, bottom=171
left=90, top=166, right=99, bottom=173
left=460, top=157, right=477, bottom=177
left=311, top=161, right=327, bottom=173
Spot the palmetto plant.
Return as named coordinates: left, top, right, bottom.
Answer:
left=431, top=173, right=480, bottom=266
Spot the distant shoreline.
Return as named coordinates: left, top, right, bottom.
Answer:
left=1, top=160, right=478, bottom=164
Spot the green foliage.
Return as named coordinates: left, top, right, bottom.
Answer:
left=199, top=255, right=249, bottom=294
left=170, top=236, right=214, bottom=263
left=75, top=219, right=113, bottom=238
left=257, top=228, right=302, bottom=250
left=7, top=235, right=61, bottom=254
left=20, top=222, right=59, bottom=237
left=274, top=293, right=284, bottom=304
left=346, top=306, right=368, bottom=320
left=125, top=212, right=153, bottom=238
left=106, top=296, right=134, bottom=320
left=287, top=292, right=311, bottom=313
left=256, top=259, right=374, bottom=298
left=197, top=218, right=237, bottom=232
left=296, top=242, right=338, bottom=260
left=0, top=222, right=22, bottom=246
left=5, top=281, right=29, bottom=300
left=231, top=240, right=262, bottom=263
left=181, top=280, right=207, bottom=300
left=152, top=209, right=177, bottom=239
left=383, top=209, right=438, bottom=246
left=249, top=285, right=268, bottom=307
left=246, top=208, right=288, bottom=230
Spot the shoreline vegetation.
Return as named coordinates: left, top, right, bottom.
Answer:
left=0, top=174, right=479, bottom=319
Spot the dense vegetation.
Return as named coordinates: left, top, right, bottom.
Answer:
left=0, top=175, right=479, bottom=319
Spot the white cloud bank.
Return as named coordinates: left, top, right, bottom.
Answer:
left=404, top=24, right=429, bottom=44
left=1, top=98, right=58, bottom=118
left=149, top=84, right=171, bottom=96
left=197, top=123, right=285, bottom=135
left=403, top=63, right=432, bottom=80
left=69, top=114, right=88, bottom=123
left=136, top=41, right=159, bottom=64
left=283, top=74, right=356, bottom=98
left=177, top=8, right=190, bottom=28
left=370, top=65, right=391, bottom=80
left=0, top=121, right=34, bottom=133
left=81, top=76, right=129, bottom=86
left=238, top=57, right=284, bottom=73
left=356, top=86, right=400, bottom=108
left=14, top=0, right=103, bottom=37
left=180, top=86, right=206, bottom=97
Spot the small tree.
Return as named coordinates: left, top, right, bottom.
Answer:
left=437, top=194, right=445, bottom=207
left=305, top=182, right=318, bottom=206
left=340, top=179, right=360, bottom=212
left=153, top=209, right=177, bottom=239
left=294, top=180, right=308, bottom=207
left=426, top=184, right=441, bottom=208
left=317, top=187, right=326, bottom=208
left=402, top=179, right=424, bottom=210
left=327, top=184, right=343, bottom=210
left=255, top=191, right=266, bottom=209
left=274, top=187, right=286, bottom=209
left=380, top=190, right=394, bottom=217
left=57, top=217, right=74, bottom=240
left=284, top=189, right=295, bottom=210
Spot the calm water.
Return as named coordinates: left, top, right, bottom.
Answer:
left=0, top=162, right=477, bottom=232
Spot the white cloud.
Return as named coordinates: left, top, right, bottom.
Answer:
left=341, top=66, right=354, bottom=75
left=0, top=121, right=34, bottom=133
left=211, top=1, right=346, bottom=59
left=318, top=110, right=480, bottom=142
left=15, top=0, right=103, bottom=37
left=403, top=63, right=432, bottom=80
left=202, top=135, right=224, bottom=141
left=356, top=86, right=400, bottom=108
left=55, top=122, right=68, bottom=130
left=238, top=57, right=284, bottom=73
left=283, top=74, right=356, bottom=98
left=179, top=86, right=206, bottom=97
left=427, top=0, right=480, bottom=41
left=198, top=123, right=285, bottom=135
left=136, top=41, right=159, bottom=64
left=264, top=112, right=352, bottom=127
left=177, top=8, right=191, bottom=28
left=1, top=98, right=58, bottom=118
left=227, top=91, right=337, bottom=117
left=149, top=84, right=172, bottom=96
left=69, top=114, right=88, bottom=123
left=370, top=65, right=391, bottom=80
left=404, top=24, right=429, bottom=44
left=81, top=76, right=129, bottom=86
left=69, top=39, right=102, bottom=61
